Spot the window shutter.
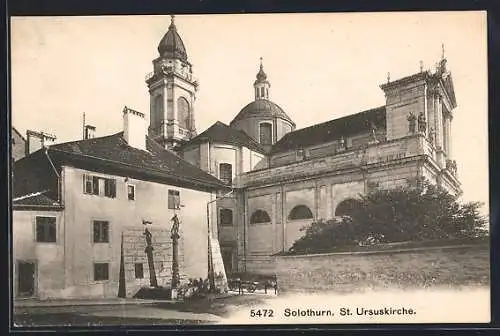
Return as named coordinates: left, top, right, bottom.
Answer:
left=111, top=179, right=116, bottom=198
left=83, top=174, right=87, bottom=193
left=92, top=176, right=99, bottom=195
left=93, top=222, right=99, bottom=243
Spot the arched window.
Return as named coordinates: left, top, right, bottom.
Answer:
left=219, top=208, right=233, bottom=226
left=177, top=97, right=191, bottom=129
left=335, top=198, right=363, bottom=217
left=154, top=95, right=163, bottom=130
left=259, top=122, right=272, bottom=145
left=288, top=205, right=313, bottom=220
left=250, top=209, right=271, bottom=224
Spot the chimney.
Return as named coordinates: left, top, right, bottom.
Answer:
left=123, top=106, right=147, bottom=151
left=26, top=130, right=56, bottom=155
left=84, top=125, right=96, bottom=139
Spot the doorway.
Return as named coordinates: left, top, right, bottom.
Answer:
left=17, top=261, right=36, bottom=298
left=221, top=248, right=234, bottom=275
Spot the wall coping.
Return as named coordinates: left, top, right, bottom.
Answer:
left=275, top=242, right=489, bottom=259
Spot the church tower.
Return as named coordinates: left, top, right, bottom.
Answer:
left=146, top=15, right=198, bottom=150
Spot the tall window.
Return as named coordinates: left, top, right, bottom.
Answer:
left=177, top=97, right=191, bottom=129
left=94, top=263, right=109, bottom=281
left=250, top=209, right=271, bottom=224
left=135, top=263, right=144, bottom=279
left=127, top=184, right=135, bottom=201
left=36, top=216, right=56, bottom=242
left=219, top=208, right=233, bottom=226
left=288, top=205, right=313, bottom=220
left=259, top=123, right=272, bottom=145
left=168, top=189, right=180, bottom=209
left=154, top=95, right=163, bottom=130
left=83, top=174, right=116, bottom=198
left=219, top=163, right=233, bottom=185
left=93, top=220, right=110, bottom=243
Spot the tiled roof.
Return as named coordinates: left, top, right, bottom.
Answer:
left=183, top=121, right=267, bottom=154
left=47, top=132, right=228, bottom=191
left=13, top=191, right=62, bottom=210
left=271, top=106, right=386, bottom=153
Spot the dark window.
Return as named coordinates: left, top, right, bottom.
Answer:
left=168, top=189, right=180, bottom=209
left=259, top=123, right=272, bottom=145
left=83, top=174, right=116, bottom=198
left=127, top=184, right=135, bottom=201
left=255, top=87, right=259, bottom=98
left=335, top=199, right=363, bottom=217
left=135, top=263, right=144, bottom=279
left=104, top=178, right=116, bottom=198
left=219, top=163, right=232, bottom=185
left=260, top=87, right=265, bottom=97
left=94, top=263, right=109, bottom=281
left=288, top=205, right=314, bottom=220
left=93, top=220, right=110, bottom=243
left=36, top=216, right=56, bottom=242
left=219, top=208, right=233, bottom=226
left=250, top=210, right=271, bottom=224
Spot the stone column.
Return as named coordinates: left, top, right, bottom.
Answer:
left=170, top=215, right=180, bottom=299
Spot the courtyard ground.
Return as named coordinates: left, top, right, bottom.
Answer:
left=13, top=291, right=273, bottom=327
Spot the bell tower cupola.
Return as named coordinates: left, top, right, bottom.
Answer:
left=146, top=15, right=199, bottom=150
left=254, top=57, right=270, bottom=100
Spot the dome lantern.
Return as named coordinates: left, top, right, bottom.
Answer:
left=253, top=57, right=271, bottom=100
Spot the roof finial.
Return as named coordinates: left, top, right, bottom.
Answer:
left=387, top=72, right=390, bottom=83
left=441, top=43, right=445, bottom=60
left=419, top=60, right=423, bottom=72
left=259, top=57, right=263, bottom=70
left=170, top=15, right=176, bottom=28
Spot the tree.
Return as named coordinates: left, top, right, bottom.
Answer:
left=289, top=177, right=488, bottom=254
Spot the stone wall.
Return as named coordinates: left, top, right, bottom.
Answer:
left=275, top=241, right=490, bottom=293
left=122, top=227, right=186, bottom=297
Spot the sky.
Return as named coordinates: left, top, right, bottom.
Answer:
left=10, top=12, right=488, bottom=211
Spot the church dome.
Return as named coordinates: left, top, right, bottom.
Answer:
left=230, top=99, right=295, bottom=126
left=157, top=16, right=188, bottom=61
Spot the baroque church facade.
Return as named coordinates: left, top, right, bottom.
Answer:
left=148, top=17, right=461, bottom=275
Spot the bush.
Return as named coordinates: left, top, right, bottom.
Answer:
left=289, top=177, right=488, bottom=254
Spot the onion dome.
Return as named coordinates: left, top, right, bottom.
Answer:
left=254, top=57, right=269, bottom=85
left=157, top=15, right=188, bottom=62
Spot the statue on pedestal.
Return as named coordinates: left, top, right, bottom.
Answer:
left=407, top=112, right=417, bottom=134
left=143, top=220, right=158, bottom=288
left=418, top=112, right=427, bottom=133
